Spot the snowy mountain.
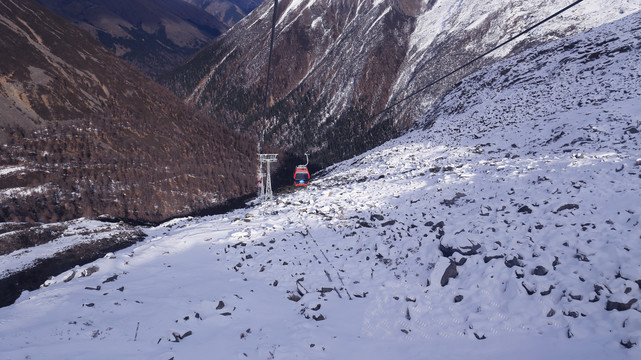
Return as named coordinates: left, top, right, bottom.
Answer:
left=34, top=0, right=228, bottom=78
left=1, top=9, right=639, bottom=359
left=181, top=0, right=264, bottom=27
left=161, top=0, right=641, bottom=172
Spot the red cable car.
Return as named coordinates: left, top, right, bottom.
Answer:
left=294, top=165, right=310, bottom=186
left=293, top=153, right=310, bottom=186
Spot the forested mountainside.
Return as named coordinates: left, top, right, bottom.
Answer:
left=162, top=0, right=641, bottom=173
left=0, top=0, right=256, bottom=223
left=181, top=0, right=264, bottom=27
left=34, top=0, right=228, bottom=78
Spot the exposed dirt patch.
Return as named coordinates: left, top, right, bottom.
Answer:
left=0, top=223, right=67, bottom=256
left=0, top=227, right=146, bottom=308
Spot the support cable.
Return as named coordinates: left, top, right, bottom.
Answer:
left=259, top=0, right=279, bottom=153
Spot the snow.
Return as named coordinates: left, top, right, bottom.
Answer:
left=0, top=166, right=25, bottom=176
left=0, top=184, right=49, bottom=200
left=410, top=0, right=641, bottom=56
left=1, top=9, right=641, bottom=360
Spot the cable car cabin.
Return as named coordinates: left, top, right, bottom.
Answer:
left=293, top=165, right=310, bottom=186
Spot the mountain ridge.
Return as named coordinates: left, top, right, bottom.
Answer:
left=34, top=0, right=229, bottom=78
left=161, top=0, right=641, bottom=172
left=181, top=0, right=264, bottom=27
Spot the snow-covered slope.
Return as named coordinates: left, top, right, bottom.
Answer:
left=1, top=9, right=640, bottom=360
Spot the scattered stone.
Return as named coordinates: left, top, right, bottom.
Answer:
left=574, top=252, right=589, bottom=262
left=454, top=295, right=464, bottom=303
left=320, top=287, right=334, bottom=295
left=554, top=204, right=579, bottom=213
left=171, top=330, right=192, bottom=342
left=547, top=309, right=556, bottom=317
left=220, top=312, right=232, bottom=316
left=606, top=298, right=638, bottom=311
left=440, top=192, right=467, bottom=207
left=80, top=266, right=100, bottom=277
left=296, top=280, right=308, bottom=296
left=474, top=332, right=486, bottom=340
left=356, top=221, right=373, bottom=228
left=515, top=269, right=525, bottom=279
left=517, top=205, right=532, bottom=214
left=405, top=307, right=411, bottom=320
left=522, top=281, right=536, bottom=295
left=312, top=314, right=325, bottom=321
left=441, top=261, right=458, bottom=287
left=532, top=266, right=548, bottom=276
left=102, top=274, right=118, bottom=283
left=569, top=292, right=583, bottom=301
left=216, top=301, right=225, bottom=310
left=85, top=285, right=101, bottom=291
left=370, top=214, right=385, bottom=221
left=505, top=256, right=524, bottom=268
left=381, top=220, right=397, bottom=227
left=454, top=257, right=467, bottom=266
left=439, top=241, right=480, bottom=257
left=83, top=303, right=95, bottom=307
left=484, top=254, right=504, bottom=263
left=621, top=339, right=637, bottom=349
left=541, top=285, right=555, bottom=296
left=62, top=271, right=76, bottom=283
left=438, top=244, right=456, bottom=257
left=288, top=294, right=301, bottom=302
left=594, top=284, right=604, bottom=295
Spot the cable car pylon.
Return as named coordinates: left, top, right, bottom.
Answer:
left=257, top=0, right=279, bottom=206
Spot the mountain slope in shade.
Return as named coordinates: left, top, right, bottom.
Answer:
left=1, top=10, right=639, bottom=357
left=0, top=0, right=255, bottom=223
left=34, top=0, right=228, bottom=78
left=181, top=0, right=264, bottom=27
left=161, top=0, right=641, bottom=174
